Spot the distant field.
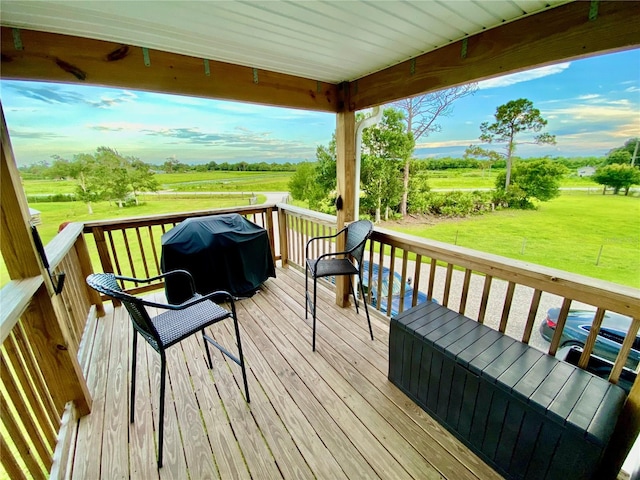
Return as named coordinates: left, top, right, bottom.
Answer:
left=22, top=169, right=599, bottom=197
left=23, top=171, right=293, bottom=196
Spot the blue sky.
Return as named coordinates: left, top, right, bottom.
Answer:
left=1, top=48, right=638, bottom=167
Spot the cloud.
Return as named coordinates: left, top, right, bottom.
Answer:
left=8, top=128, right=64, bottom=139
left=6, top=85, right=86, bottom=105
left=5, top=83, right=137, bottom=109
left=577, top=94, right=600, bottom=100
left=86, top=91, right=137, bottom=109
left=478, top=63, right=571, bottom=89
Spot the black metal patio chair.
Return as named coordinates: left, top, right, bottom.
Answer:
left=86, top=270, right=250, bottom=468
left=305, top=219, right=374, bottom=351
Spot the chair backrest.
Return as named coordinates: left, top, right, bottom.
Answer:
left=345, top=220, right=373, bottom=266
left=86, top=273, right=162, bottom=351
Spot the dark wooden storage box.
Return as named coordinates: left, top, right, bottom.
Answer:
left=389, top=302, right=627, bottom=480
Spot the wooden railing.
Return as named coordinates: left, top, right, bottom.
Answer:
left=83, top=205, right=277, bottom=296
left=277, top=204, right=640, bottom=385
left=0, top=222, right=97, bottom=480
left=3, top=202, right=637, bottom=478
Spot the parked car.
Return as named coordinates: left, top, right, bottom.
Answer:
left=539, top=307, right=640, bottom=370
left=360, top=261, right=434, bottom=317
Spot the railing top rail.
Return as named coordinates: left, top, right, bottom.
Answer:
left=82, top=204, right=277, bottom=231
left=0, top=276, right=43, bottom=344
left=46, top=222, right=84, bottom=270
left=371, top=226, right=640, bottom=318
left=276, top=203, right=337, bottom=227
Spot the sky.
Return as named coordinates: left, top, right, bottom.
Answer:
left=1, top=48, right=639, bottom=167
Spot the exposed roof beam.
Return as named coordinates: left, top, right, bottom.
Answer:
left=350, top=1, right=640, bottom=110
left=0, top=27, right=339, bottom=112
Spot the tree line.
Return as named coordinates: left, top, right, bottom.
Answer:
left=289, top=96, right=639, bottom=221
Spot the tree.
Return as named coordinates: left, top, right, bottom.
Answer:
left=361, top=108, right=414, bottom=222
left=55, top=153, right=104, bottom=214
left=593, top=164, right=640, bottom=195
left=607, top=137, right=640, bottom=166
left=288, top=135, right=338, bottom=212
left=494, top=159, right=565, bottom=208
left=466, top=98, right=556, bottom=188
left=128, top=157, right=159, bottom=204
left=393, top=84, right=477, bottom=215
left=605, top=149, right=632, bottom=166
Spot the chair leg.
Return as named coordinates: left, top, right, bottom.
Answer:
left=158, top=352, right=166, bottom=468
left=130, top=331, right=138, bottom=424
left=349, top=277, right=359, bottom=314
left=305, top=264, right=309, bottom=320
left=233, top=314, right=251, bottom=403
left=312, top=276, right=317, bottom=351
left=202, top=328, right=213, bottom=369
left=359, top=278, right=374, bottom=341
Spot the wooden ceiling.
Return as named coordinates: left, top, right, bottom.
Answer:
left=1, top=1, right=639, bottom=112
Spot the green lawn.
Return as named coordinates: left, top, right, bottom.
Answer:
left=387, top=191, right=640, bottom=288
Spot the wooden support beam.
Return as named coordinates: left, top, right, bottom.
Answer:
left=351, top=1, right=640, bottom=109
left=1, top=105, right=41, bottom=279
left=0, top=27, right=339, bottom=112
left=1, top=104, right=92, bottom=417
left=334, top=86, right=356, bottom=307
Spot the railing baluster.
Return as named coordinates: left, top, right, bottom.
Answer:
left=412, top=255, right=423, bottom=307
left=135, top=227, right=151, bottom=279
left=12, top=325, right=60, bottom=428
left=499, top=281, right=516, bottom=333
left=1, top=393, right=48, bottom=479
left=522, top=289, right=542, bottom=344
left=549, top=298, right=572, bottom=356
left=375, top=242, right=384, bottom=311
left=121, top=229, right=137, bottom=280
left=459, top=268, right=472, bottom=315
left=443, top=263, right=453, bottom=307
left=148, top=225, right=161, bottom=275
left=0, top=354, right=52, bottom=468
left=426, top=257, right=435, bottom=303
left=477, top=275, right=493, bottom=324
left=0, top=434, right=27, bottom=480
left=399, top=251, right=409, bottom=314
left=609, top=317, right=640, bottom=384
left=386, top=246, right=396, bottom=314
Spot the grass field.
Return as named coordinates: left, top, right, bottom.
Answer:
left=386, top=190, right=640, bottom=288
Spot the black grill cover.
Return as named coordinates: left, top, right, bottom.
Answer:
left=161, top=213, right=275, bottom=304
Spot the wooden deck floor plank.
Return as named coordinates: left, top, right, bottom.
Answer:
left=72, top=305, right=115, bottom=480
left=128, top=335, right=160, bottom=480
left=234, top=298, right=379, bottom=479
left=165, top=342, right=219, bottom=478
left=274, top=270, right=389, bottom=373
left=206, top=319, right=316, bottom=480
left=101, top=303, right=132, bottom=478
left=214, top=312, right=350, bottom=480
left=254, top=282, right=449, bottom=480
left=203, top=330, right=283, bottom=479
left=177, top=324, right=251, bottom=480
left=245, top=291, right=417, bottom=480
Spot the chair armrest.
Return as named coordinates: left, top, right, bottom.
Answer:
left=140, top=289, right=236, bottom=311
left=116, top=269, right=196, bottom=295
left=305, top=226, right=347, bottom=258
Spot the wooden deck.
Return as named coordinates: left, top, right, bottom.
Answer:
left=72, top=266, right=502, bottom=480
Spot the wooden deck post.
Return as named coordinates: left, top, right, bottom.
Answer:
left=335, top=87, right=356, bottom=307
left=1, top=105, right=91, bottom=416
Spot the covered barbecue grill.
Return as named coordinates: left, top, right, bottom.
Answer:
left=161, top=213, right=275, bottom=304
